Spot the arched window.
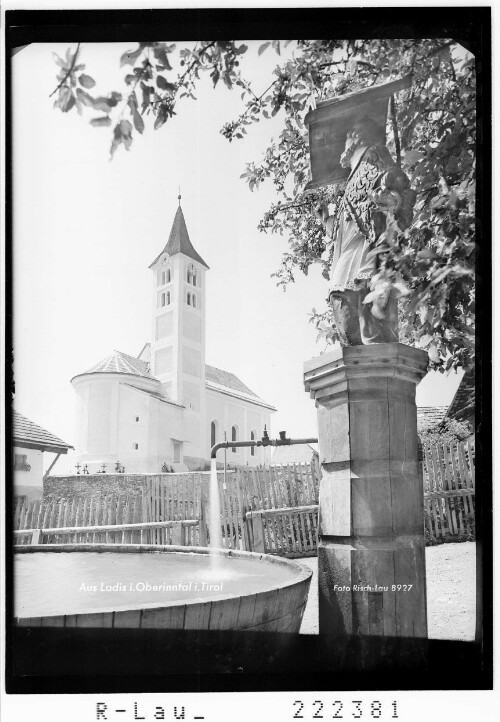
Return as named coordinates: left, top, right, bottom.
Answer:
left=166, top=268, right=171, bottom=283
left=192, top=294, right=196, bottom=308
left=187, top=268, right=192, bottom=284
left=250, top=430, right=255, bottom=456
left=161, top=293, right=166, bottom=307
left=192, top=271, right=197, bottom=287
left=166, top=291, right=171, bottom=305
left=161, top=270, right=166, bottom=285
left=187, top=292, right=191, bottom=306
left=231, top=425, right=237, bottom=453
left=210, top=420, right=217, bottom=449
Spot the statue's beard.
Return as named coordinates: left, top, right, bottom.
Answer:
left=340, top=135, right=363, bottom=169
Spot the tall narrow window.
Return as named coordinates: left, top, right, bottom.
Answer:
left=192, top=294, right=196, bottom=308
left=161, top=293, right=166, bottom=307
left=173, top=441, right=181, bottom=464
left=187, top=292, right=191, bottom=306
left=161, top=270, right=166, bottom=285
left=211, top=421, right=217, bottom=448
left=251, top=431, right=255, bottom=456
left=166, top=268, right=171, bottom=283
left=187, top=264, right=197, bottom=286
left=166, top=291, right=171, bottom=305
left=231, top=425, right=237, bottom=453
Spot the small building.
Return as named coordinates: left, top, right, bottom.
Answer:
left=271, top=442, right=318, bottom=467
left=71, top=201, right=276, bottom=474
left=446, top=367, right=474, bottom=431
left=13, top=410, right=73, bottom=500
left=417, top=406, right=449, bottom=434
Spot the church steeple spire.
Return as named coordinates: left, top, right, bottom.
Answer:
left=149, top=201, right=209, bottom=269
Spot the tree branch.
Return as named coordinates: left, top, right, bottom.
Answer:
left=49, top=43, right=81, bottom=97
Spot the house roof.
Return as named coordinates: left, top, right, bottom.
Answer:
left=73, top=350, right=154, bottom=381
left=13, top=411, right=73, bottom=454
left=416, top=406, right=448, bottom=432
left=149, top=204, right=209, bottom=269
left=446, top=367, right=475, bottom=424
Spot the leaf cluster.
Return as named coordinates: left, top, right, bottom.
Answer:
left=52, top=38, right=477, bottom=369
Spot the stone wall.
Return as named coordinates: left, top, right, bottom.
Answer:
left=44, top=473, right=157, bottom=502
left=43, top=470, right=234, bottom=502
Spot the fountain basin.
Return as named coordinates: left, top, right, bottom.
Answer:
left=14, top=544, right=312, bottom=632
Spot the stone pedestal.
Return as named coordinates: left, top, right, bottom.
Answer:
left=304, top=343, right=428, bottom=639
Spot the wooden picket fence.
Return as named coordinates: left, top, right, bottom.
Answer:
left=142, top=460, right=321, bottom=552
left=13, top=445, right=473, bottom=555
left=422, top=437, right=475, bottom=541
left=13, top=491, right=205, bottom=547
left=246, top=505, right=318, bottom=558
left=13, top=461, right=321, bottom=553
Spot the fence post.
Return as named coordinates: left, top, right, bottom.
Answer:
left=31, top=529, right=41, bottom=545
left=199, top=496, right=208, bottom=547
left=243, top=515, right=252, bottom=552
left=250, top=512, right=265, bottom=553
left=171, top=521, right=183, bottom=546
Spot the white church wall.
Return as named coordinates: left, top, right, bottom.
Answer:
left=183, top=310, right=202, bottom=343
left=206, top=389, right=273, bottom=467
left=116, top=385, right=186, bottom=473
left=116, top=384, right=152, bottom=472
left=156, top=396, right=189, bottom=470
left=73, top=383, right=88, bottom=455
left=87, top=381, right=112, bottom=455
left=155, top=309, right=174, bottom=340
left=182, top=408, right=204, bottom=465
left=72, top=373, right=163, bottom=473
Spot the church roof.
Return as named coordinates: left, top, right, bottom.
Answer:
left=205, top=364, right=276, bottom=411
left=149, top=204, right=209, bottom=269
left=205, top=364, right=258, bottom=398
left=122, top=384, right=185, bottom=409
left=13, top=410, right=73, bottom=453
left=73, top=352, right=275, bottom=409
left=74, top=350, right=154, bottom=380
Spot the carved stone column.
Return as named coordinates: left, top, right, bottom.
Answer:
left=304, top=343, right=428, bottom=638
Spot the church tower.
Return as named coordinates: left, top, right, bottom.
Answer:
left=148, top=198, right=209, bottom=466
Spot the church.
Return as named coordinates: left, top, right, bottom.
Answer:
left=71, top=201, right=276, bottom=473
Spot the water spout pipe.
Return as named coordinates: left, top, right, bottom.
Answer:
left=210, top=429, right=318, bottom=459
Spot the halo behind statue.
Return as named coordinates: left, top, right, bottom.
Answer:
left=304, top=76, right=412, bottom=191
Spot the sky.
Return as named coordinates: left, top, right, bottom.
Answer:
left=11, top=40, right=465, bottom=474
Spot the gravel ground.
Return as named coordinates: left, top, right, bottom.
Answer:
left=299, top=542, right=476, bottom=640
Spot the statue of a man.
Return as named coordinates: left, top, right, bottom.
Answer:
left=317, top=116, right=416, bottom=346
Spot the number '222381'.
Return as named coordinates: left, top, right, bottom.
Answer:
left=293, top=699, right=399, bottom=719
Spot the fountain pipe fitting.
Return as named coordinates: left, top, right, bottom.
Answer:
left=210, top=429, right=318, bottom=459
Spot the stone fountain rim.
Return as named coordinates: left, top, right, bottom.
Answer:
left=14, top=543, right=313, bottom=620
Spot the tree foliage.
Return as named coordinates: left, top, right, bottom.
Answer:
left=52, top=38, right=476, bottom=370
